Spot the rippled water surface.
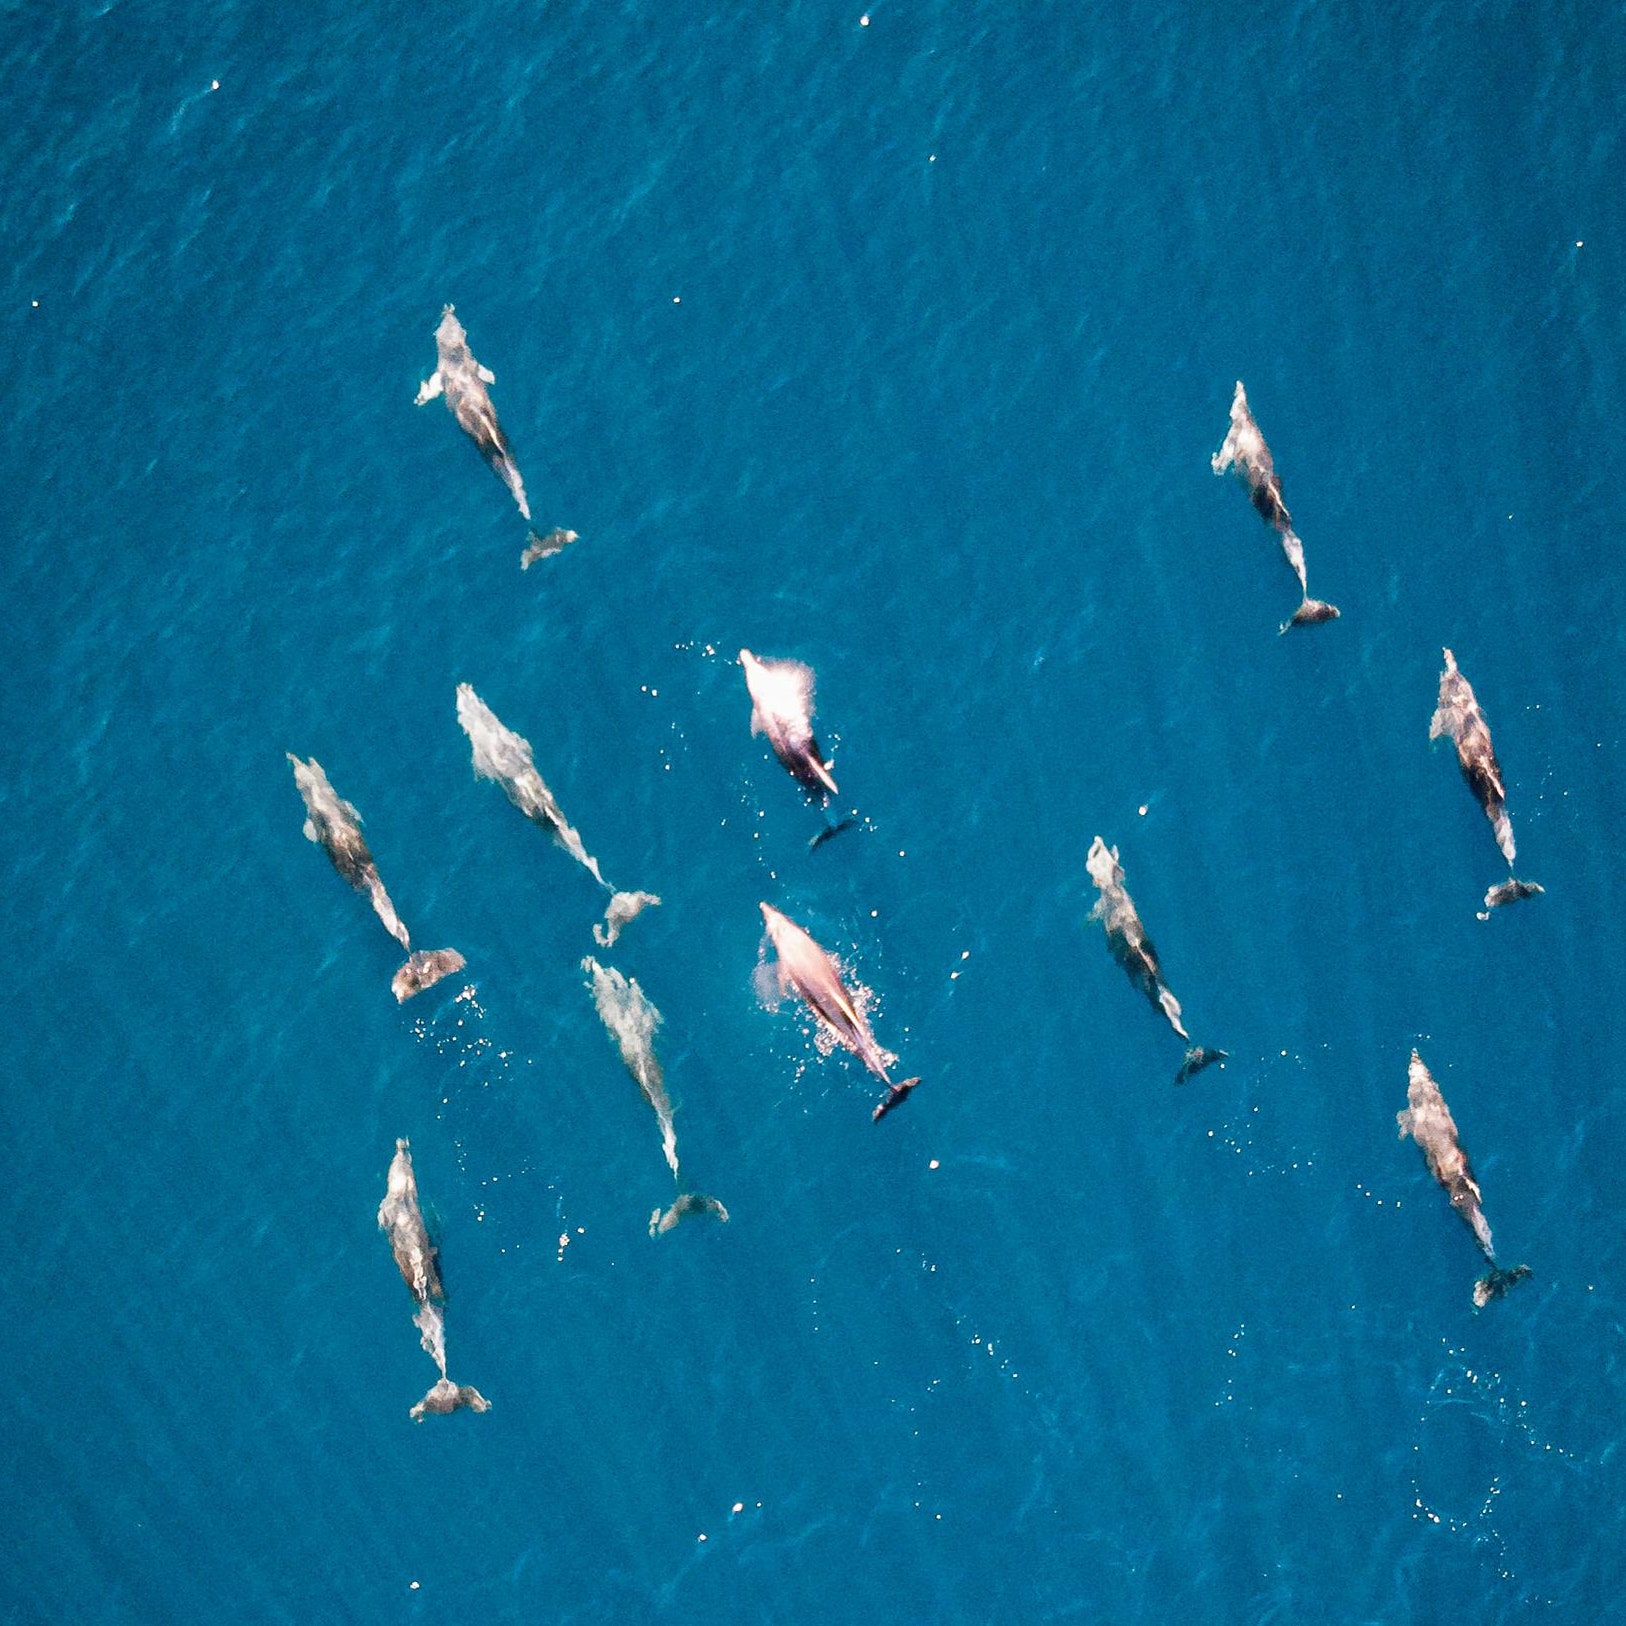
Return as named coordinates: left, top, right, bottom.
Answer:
left=5, top=2, right=1624, bottom=1621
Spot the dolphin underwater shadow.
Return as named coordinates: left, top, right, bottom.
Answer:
left=1085, top=837, right=1225, bottom=1084
left=1212, top=381, right=1340, bottom=633
left=1428, top=649, right=1543, bottom=918
left=287, top=755, right=465, bottom=1002
left=1397, top=1051, right=1531, bottom=1307
left=377, top=1139, right=492, bottom=1421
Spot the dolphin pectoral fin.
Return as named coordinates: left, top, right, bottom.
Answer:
left=415, top=371, right=444, bottom=405
left=1473, top=1262, right=1532, bottom=1307
left=1175, top=1046, right=1226, bottom=1084
left=477, top=364, right=495, bottom=384
left=302, top=817, right=318, bottom=843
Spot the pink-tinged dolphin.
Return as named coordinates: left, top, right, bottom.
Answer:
left=758, top=903, right=920, bottom=1119
left=1397, top=1051, right=1531, bottom=1307
left=740, top=650, right=838, bottom=798
left=287, top=755, right=465, bottom=1002
left=1429, top=649, right=1542, bottom=916
left=416, top=304, right=532, bottom=523
left=1212, top=381, right=1339, bottom=632
left=1085, top=838, right=1224, bottom=1084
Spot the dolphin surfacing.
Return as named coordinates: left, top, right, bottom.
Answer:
left=416, top=304, right=532, bottom=523
left=581, top=956, right=727, bottom=1237
left=1397, top=1051, right=1531, bottom=1307
left=377, top=1139, right=491, bottom=1421
left=287, top=755, right=464, bottom=1001
left=740, top=650, right=839, bottom=798
left=758, top=903, right=918, bottom=1113
left=1086, top=837, right=1224, bottom=1084
left=1212, top=381, right=1340, bottom=633
left=1429, top=649, right=1542, bottom=916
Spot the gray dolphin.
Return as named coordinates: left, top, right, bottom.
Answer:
left=1397, top=1051, right=1531, bottom=1307
left=1085, top=837, right=1224, bottom=1083
left=377, top=1139, right=491, bottom=1421
left=416, top=304, right=532, bottom=523
left=758, top=903, right=919, bottom=1117
left=581, top=956, right=728, bottom=1237
left=1212, top=381, right=1340, bottom=632
left=1429, top=649, right=1542, bottom=916
left=287, top=755, right=465, bottom=1002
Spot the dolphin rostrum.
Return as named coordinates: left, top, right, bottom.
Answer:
left=1397, top=1051, right=1531, bottom=1307
left=581, top=956, right=727, bottom=1237
left=287, top=755, right=465, bottom=1002
left=416, top=304, right=532, bottom=523
left=1429, top=649, right=1542, bottom=916
left=758, top=903, right=920, bottom=1118
left=377, top=1139, right=491, bottom=1421
left=1212, top=381, right=1340, bottom=633
left=1085, top=838, right=1225, bottom=1083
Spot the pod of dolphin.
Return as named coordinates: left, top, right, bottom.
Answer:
left=291, top=322, right=1544, bottom=1419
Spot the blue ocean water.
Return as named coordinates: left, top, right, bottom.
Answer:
left=5, top=0, right=1624, bottom=1619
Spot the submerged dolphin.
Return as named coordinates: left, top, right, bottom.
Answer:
left=416, top=304, right=532, bottom=523
left=758, top=903, right=919, bottom=1117
left=1397, top=1051, right=1531, bottom=1307
left=1212, top=381, right=1340, bottom=632
left=287, top=755, right=465, bottom=1002
left=740, top=650, right=838, bottom=797
left=377, top=1139, right=491, bottom=1421
left=1085, top=838, right=1224, bottom=1083
left=1429, top=649, right=1542, bottom=916
left=455, top=683, right=608, bottom=888
left=581, top=956, right=728, bottom=1237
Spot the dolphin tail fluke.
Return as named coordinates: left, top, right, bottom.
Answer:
left=1281, top=598, right=1340, bottom=633
left=410, top=1376, right=492, bottom=1422
left=1176, top=1046, right=1227, bottom=1084
left=393, top=948, right=467, bottom=1003
left=1481, top=877, right=1543, bottom=918
left=809, top=816, right=859, bottom=852
left=649, top=1192, right=730, bottom=1237
left=872, top=1077, right=922, bottom=1122
left=1473, top=1262, right=1532, bottom=1308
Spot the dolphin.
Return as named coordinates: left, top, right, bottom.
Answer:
left=377, top=1139, right=491, bottom=1421
left=758, top=904, right=918, bottom=1110
left=740, top=650, right=839, bottom=798
left=1429, top=649, right=1542, bottom=916
left=287, top=755, right=465, bottom=1001
left=581, top=956, right=727, bottom=1237
left=416, top=304, right=532, bottom=523
left=1212, top=381, right=1340, bottom=632
left=455, top=683, right=609, bottom=889
left=1397, top=1051, right=1531, bottom=1307
left=1085, top=837, right=1225, bottom=1083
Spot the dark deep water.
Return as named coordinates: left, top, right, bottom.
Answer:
left=5, top=2, right=1625, bottom=1620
